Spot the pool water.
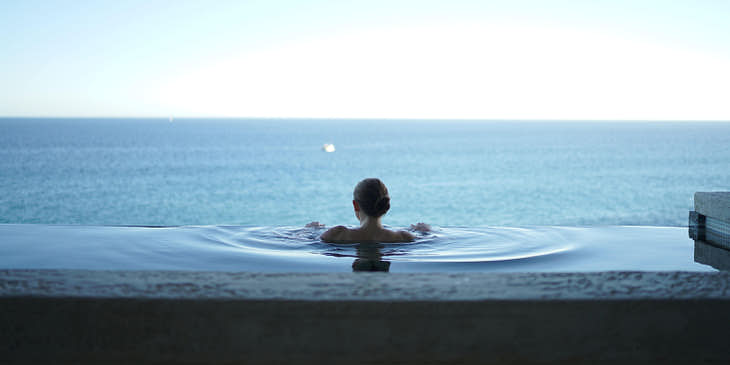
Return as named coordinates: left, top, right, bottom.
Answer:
left=0, top=224, right=713, bottom=272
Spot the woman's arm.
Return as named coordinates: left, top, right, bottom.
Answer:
left=400, top=230, right=416, bottom=242
left=409, top=222, right=431, bottom=233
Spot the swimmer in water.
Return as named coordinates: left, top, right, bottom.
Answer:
left=320, top=178, right=422, bottom=243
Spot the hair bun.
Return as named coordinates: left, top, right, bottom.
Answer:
left=375, top=196, right=391, bottom=216
left=353, top=178, right=391, bottom=217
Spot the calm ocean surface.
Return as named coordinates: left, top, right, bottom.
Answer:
left=1, top=118, right=729, bottom=227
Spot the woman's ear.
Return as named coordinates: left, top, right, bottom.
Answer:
left=352, top=200, right=360, bottom=211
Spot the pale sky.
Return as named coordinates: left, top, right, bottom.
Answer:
left=1, top=0, right=729, bottom=120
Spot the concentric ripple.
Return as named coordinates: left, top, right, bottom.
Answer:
left=195, top=225, right=574, bottom=264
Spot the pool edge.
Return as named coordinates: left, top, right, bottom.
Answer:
left=2, top=269, right=729, bottom=364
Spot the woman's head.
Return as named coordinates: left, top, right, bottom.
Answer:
left=353, top=178, right=390, bottom=218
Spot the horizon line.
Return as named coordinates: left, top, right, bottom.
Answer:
left=2, top=116, right=730, bottom=122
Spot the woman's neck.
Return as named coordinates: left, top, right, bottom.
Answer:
left=358, top=215, right=383, bottom=230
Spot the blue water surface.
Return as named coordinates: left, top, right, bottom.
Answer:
left=1, top=118, right=728, bottom=227
left=0, top=224, right=712, bottom=272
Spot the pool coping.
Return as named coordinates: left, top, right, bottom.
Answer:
left=1, top=269, right=730, bottom=300
left=2, top=269, right=730, bottom=364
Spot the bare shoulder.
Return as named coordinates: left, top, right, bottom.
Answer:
left=399, top=230, right=415, bottom=242
left=377, top=229, right=414, bottom=243
left=320, top=225, right=348, bottom=242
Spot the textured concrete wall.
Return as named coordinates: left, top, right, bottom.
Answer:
left=693, top=191, right=730, bottom=255
left=695, top=192, right=730, bottom=223
left=2, top=270, right=730, bottom=364
left=695, top=239, right=730, bottom=271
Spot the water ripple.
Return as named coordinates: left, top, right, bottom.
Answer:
left=194, top=225, right=574, bottom=264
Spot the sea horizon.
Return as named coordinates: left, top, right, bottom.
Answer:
left=2, top=118, right=728, bottom=227
left=3, top=117, right=730, bottom=123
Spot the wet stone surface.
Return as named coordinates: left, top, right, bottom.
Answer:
left=2, top=269, right=730, bottom=300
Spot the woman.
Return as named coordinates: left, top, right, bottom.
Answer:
left=320, top=178, right=425, bottom=243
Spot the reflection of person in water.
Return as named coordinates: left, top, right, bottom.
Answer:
left=352, top=243, right=391, bottom=272
left=320, top=178, right=426, bottom=243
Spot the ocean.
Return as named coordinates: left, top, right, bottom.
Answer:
left=1, top=118, right=729, bottom=228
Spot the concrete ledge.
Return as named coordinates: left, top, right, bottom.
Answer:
left=695, top=239, right=730, bottom=271
left=2, top=269, right=730, bottom=300
left=695, top=192, right=730, bottom=223
left=692, top=191, right=730, bottom=251
left=2, top=270, right=730, bottom=364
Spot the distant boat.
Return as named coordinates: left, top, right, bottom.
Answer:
left=322, top=143, right=335, bottom=152
left=169, top=116, right=174, bottom=123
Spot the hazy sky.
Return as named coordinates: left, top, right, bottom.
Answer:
left=1, top=0, right=729, bottom=119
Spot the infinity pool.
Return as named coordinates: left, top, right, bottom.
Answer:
left=0, top=224, right=713, bottom=272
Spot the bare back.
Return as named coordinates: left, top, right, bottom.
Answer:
left=321, top=225, right=414, bottom=243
